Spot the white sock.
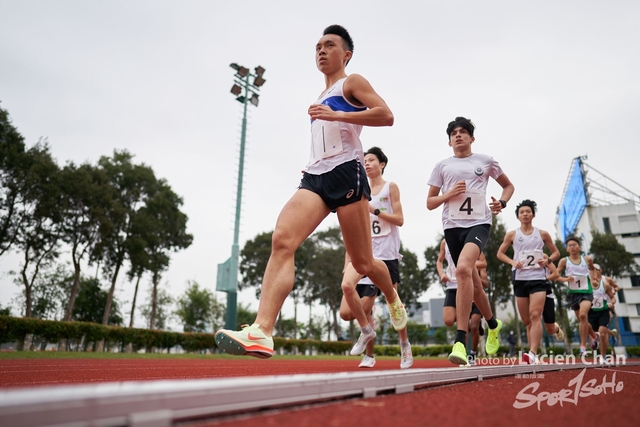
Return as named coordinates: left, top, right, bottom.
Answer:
left=362, top=325, right=373, bottom=335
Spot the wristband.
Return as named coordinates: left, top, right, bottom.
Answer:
left=499, top=200, right=507, bottom=209
left=373, top=208, right=380, bottom=216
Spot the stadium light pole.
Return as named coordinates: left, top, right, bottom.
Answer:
left=216, top=63, right=266, bottom=330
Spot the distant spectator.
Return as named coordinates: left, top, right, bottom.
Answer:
left=507, top=331, right=517, bottom=357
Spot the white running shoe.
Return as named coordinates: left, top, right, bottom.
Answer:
left=359, top=354, right=376, bottom=368
left=400, top=343, right=413, bottom=369
left=522, top=350, right=538, bottom=365
left=350, top=328, right=376, bottom=356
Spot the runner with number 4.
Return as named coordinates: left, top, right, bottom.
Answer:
left=427, top=116, right=515, bottom=366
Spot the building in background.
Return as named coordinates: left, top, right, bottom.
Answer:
left=556, top=156, right=640, bottom=345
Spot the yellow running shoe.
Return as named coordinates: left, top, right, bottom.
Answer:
left=448, top=342, right=468, bottom=365
left=215, top=324, right=274, bottom=359
left=387, top=292, right=407, bottom=331
left=555, top=323, right=565, bottom=341
left=485, top=319, right=502, bottom=355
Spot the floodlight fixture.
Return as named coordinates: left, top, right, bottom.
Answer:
left=249, top=93, right=259, bottom=107
left=237, top=66, right=249, bottom=77
left=253, top=76, right=266, bottom=87
left=236, top=95, right=246, bottom=104
left=230, top=84, right=242, bottom=96
left=254, top=65, right=265, bottom=76
left=229, top=63, right=240, bottom=71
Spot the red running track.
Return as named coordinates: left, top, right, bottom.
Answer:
left=2, top=357, right=639, bottom=427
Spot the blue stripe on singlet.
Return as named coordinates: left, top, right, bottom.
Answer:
left=322, top=95, right=366, bottom=113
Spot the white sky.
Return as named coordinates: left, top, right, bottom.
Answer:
left=1, top=1, right=639, bottom=329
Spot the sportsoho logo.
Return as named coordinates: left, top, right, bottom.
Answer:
left=513, top=368, right=624, bottom=411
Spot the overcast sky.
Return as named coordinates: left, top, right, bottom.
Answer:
left=1, top=1, right=639, bottom=328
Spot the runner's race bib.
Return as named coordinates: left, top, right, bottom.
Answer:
left=592, top=296, right=605, bottom=309
left=449, top=190, right=486, bottom=220
left=370, top=215, right=391, bottom=237
left=519, top=249, right=544, bottom=269
left=569, top=275, right=588, bottom=291
left=311, top=120, right=343, bottom=162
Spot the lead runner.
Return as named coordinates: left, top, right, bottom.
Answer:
left=215, top=25, right=407, bottom=358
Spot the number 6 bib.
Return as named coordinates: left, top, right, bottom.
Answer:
left=371, top=216, right=391, bottom=237
left=449, top=190, right=486, bottom=220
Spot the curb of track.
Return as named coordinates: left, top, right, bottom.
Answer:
left=1, top=361, right=636, bottom=427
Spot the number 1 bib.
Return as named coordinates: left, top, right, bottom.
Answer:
left=569, top=275, right=588, bottom=291
left=449, top=190, right=486, bottom=220
left=310, top=120, right=343, bottom=162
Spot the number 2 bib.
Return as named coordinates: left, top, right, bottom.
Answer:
left=519, top=249, right=544, bottom=269
left=310, top=120, right=343, bottom=163
left=449, top=190, right=486, bottom=220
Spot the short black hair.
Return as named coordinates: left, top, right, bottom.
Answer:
left=515, top=199, right=537, bottom=216
left=364, top=146, right=388, bottom=174
left=565, top=235, right=581, bottom=246
left=446, top=116, right=475, bottom=138
left=323, top=24, right=354, bottom=64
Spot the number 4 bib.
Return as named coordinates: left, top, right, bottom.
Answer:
left=449, top=190, right=486, bottom=220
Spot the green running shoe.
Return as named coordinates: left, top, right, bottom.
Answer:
left=448, top=342, right=468, bottom=365
left=485, top=319, right=502, bottom=355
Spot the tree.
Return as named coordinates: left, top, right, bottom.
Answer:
left=14, top=141, right=62, bottom=318
left=0, top=105, right=28, bottom=257
left=72, top=277, right=123, bottom=325
left=59, top=162, right=112, bottom=322
left=124, top=232, right=148, bottom=327
left=96, top=150, right=157, bottom=329
left=175, top=281, right=224, bottom=333
left=133, top=179, right=192, bottom=329
left=422, top=235, right=443, bottom=286
left=589, top=229, right=639, bottom=278
left=12, top=263, right=71, bottom=320
left=305, top=227, right=345, bottom=340
left=140, top=283, right=173, bottom=330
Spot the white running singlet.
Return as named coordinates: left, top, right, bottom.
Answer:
left=427, top=153, right=504, bottom=230
left=306, top=77, right=367, bottom=174
left=564, top=256, right=592, bottom=294
left=513, top=227, right=547, bottom=281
